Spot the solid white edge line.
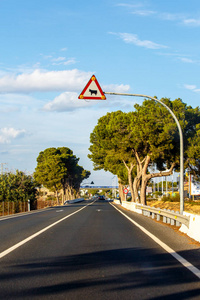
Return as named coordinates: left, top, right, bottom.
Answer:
left=0, top=207, right=54, bottom=222
left=110, top=203, right=200, bottom=280
left=0, top=201, right=94, bottom=259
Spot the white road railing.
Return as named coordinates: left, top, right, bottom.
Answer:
left=114, top=200, right=200, bottom=243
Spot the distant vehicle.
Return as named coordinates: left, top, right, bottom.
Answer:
left=98, top=195, right=105, bottom=200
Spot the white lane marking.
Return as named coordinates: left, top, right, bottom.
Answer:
left=56, top=210, right=63, bottom=212
left=0, top=207, right=54, bottom=222
left=111, top=203, right=200, bottom=280
left=0, top=202, right=94, bottom=259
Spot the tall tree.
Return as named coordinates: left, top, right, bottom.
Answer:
left=88, top=98, right=200, bottom=205
left=34, top=148, right=65, bottom=204
left=88, top=111, right=131, bottom=199
left=34, top=147, right=90, bottom=204
left=131, top=98, right=200, bottom=204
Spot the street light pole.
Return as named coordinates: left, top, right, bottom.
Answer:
left=104, top=92, right=184, bottom=214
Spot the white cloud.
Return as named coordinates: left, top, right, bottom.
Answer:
left=41, top=55, right=53, bottom=59
left=43, top=92, right=93, bottom=112
left=52, top=58, right=77, bottom=66
left=117, top=3, right=195, bottom=26
left=117, top=3, right=156, bottom=16
left=157, top=52, right=199, bottom=65
left=110, top=32, right=168, bottom=49
left=63, top=58, right=77, bottom=65
left=103, top=83, right=130, bottom=93
left=160, top=13, right=185, bottom=21
left=51, top=57, right=66, bottom=62
left=60, top=48, right=68, bottom=52
left=43, top=81, right=130, bottom=112
left=178, top=57, right=196, bottom=63
left=0, top=69, right=92, bottom=93
left=117, top=3, right=143, bottom=8
left=183, top=18, right=200, bottom=26
left=184, top=84, right=200, bottom=93
left=131, top=10, right=156, bottom=16
left=184, top=84, right=197, bottom=90
left=40, top=52, right=76, bottom=66
left=0, top=127, right=26, bottom=144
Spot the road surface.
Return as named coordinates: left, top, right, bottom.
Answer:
left=0, top=199, right=199, bottom=299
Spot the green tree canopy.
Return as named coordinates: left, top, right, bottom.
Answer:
left=88, top=98, right=200, bottom=205
left=34, top=147, right=90, bottom=204
left=0, top=170, right=38, bottom=211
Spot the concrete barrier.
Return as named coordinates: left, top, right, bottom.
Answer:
left=114, top=200, right=144, bottom=214
left=114, top=200, right=200, bottom=243
left=65, top=198, right=85, bottom=204
left=180, top=212, right=200, bottom=243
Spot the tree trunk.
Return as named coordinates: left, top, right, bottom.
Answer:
left=140, top=155, right=151, bottom=205
left=65, top=186, right=70, bottom=201
left=140, top=158, right=176, bottom=205
left=140, top=176, right=148, bottom=205
left=118, top=179, right=126, bottom=202
left=67, top=186, right=73, bottom=200
left=55, top=189, right=59, bottom=205
left=133, top=152, right=144, bottom=203
left=128, top=168, right=134, bottom=201
left=133, top=175, right=141, bottom=203
left=62, top=184, right=66, bottom=204
left=123, top=160, right=135, bottom=201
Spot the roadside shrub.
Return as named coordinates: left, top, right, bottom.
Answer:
left=162, top=193, right=180, bottom=202
left=162, top=195, right=171, bottom=202
left=153, top=191, right=162, bottom=198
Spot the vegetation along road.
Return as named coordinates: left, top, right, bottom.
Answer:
left=0, top=199, right=199, bottom=299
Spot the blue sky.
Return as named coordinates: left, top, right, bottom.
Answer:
left=0, top=0, right=200, bottom=185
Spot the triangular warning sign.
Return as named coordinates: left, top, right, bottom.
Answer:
left=78, top=75, right=106, bottom=100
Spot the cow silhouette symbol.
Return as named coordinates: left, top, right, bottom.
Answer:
left=89, top=89, right=97, bottom=95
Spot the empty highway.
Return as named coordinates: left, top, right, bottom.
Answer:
left=0, top=199, right=200, bottom=299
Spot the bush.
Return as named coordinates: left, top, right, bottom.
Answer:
left=162, top=195, right=171, bottom=202
left=153, top=191, right=162, bottom=198
left=162, top=193, right=180, bottom=202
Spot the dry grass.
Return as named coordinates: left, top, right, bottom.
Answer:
left=146, top=199, right=200, bottom=215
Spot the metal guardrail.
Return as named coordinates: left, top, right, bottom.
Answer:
left=135, top=203, right=190, bottom=228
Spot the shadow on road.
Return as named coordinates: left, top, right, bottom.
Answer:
left=0, top=247, right=200, bottom=299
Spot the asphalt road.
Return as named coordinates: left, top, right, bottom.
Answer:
left=0, top=200, right=200, bottom=299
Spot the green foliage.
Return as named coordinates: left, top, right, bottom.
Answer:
left=88, top=111, right=133, bottom=184
left=34, top=147, right=90, bottom=201
left=153, top=191, right=163, bottom=198
left=162, top=194, right=180, bottom=202
left=34, top=147, right=65, bottom=192
left=89, top=189, right=99, bottom=196
left=88, top=97, right=200, bottom=204
left=0, top=170, right=38, bottom=208
left=131, top=99, right=180, bottom=168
